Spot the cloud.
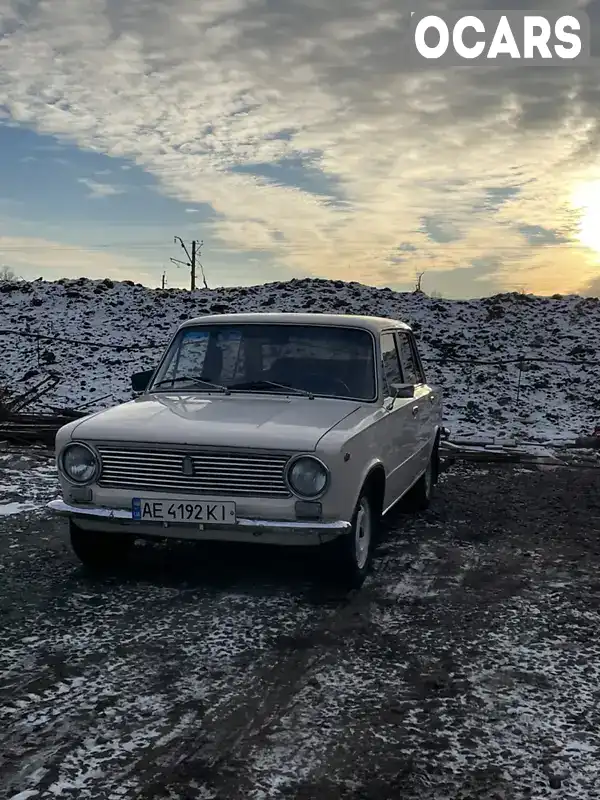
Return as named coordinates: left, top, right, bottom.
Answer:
left=0, top=0, right=599, bottom=294
left=582, top=275, right=600, bottom=297
left=0, top=235, right=155, bottom=283
left=78, top=178, right=126, bottom=198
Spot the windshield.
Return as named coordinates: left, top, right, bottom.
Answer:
left=151, top=323, right=376, bottom=401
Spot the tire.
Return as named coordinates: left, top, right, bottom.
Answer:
left=431, top=431, right=441, bottom=484
left=403, top=439, right=438, bottom=513
left=327, top=490, right=377, bottom=590
left=69, top=520, right=135, bottom=571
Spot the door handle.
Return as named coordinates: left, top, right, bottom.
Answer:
left=412, top=405, right=419, bottom=416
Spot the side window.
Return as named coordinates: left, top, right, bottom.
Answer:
left=380, top=332, right=402, bottom=397
left=396, top=332, right=424, bottom=384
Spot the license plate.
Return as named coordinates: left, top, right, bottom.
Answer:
left=132, top=498, right=236, bottom=524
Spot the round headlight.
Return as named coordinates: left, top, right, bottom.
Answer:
left=61, top=443, right=98, bottom=484
left=286, top=456, right=329, bottom=498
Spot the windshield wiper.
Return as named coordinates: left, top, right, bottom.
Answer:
left=152, top=375, right=230, bottom=393
left=228, top=379, right=313, bottom=398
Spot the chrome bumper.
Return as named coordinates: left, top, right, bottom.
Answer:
left=46, top=498, right=351, bottom=535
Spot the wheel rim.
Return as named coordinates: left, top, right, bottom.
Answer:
left=354, top=498, right=372, bottom=570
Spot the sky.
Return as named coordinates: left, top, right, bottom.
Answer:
left=1, top=0, right=600, bottom=298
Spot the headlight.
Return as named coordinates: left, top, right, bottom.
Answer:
left=286, top=456, right=329, bottom=498
left=60, top=443, right=98, bottom=484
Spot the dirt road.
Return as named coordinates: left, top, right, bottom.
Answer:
left=1, top=460, right=599, bottom=800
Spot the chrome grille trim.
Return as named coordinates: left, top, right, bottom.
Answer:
left=96, top=447, right=292, bottom=497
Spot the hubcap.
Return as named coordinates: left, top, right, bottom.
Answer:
left=354, top=498, right=372, bottom=570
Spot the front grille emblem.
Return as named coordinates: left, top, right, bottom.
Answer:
left=182, top=456, right=194, bottom=476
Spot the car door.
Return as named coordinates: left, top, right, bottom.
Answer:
left=395, top=330, right=435, bottom=475
left=378, top=331, right=418, bottom=510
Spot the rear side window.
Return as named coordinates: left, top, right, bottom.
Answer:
left=380, top=332, right=402, bottom=397
left=396, top=332, right=424, bottom=384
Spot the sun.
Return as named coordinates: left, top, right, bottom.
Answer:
left=571, top=180, right=600, bottom=254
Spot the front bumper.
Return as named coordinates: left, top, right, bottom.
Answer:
left=47, top=498, right=351, bottom=545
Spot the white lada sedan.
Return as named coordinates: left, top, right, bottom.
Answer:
left=48, top=312, right=442, bottom=588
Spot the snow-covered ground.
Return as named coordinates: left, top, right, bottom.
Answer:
left=1, top=461, right=600, bottom=799
left=1, top=276, right=598, bottom=442
left=0, top=447, right=57, bottom=516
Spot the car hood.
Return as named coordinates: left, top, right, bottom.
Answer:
left=69, top=393, right=363, bottom=451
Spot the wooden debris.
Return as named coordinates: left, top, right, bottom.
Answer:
left=0, top=410, right=87, bottom=445
left=0, top=372, right=87, bottom=445
left=2, top=374, right=61, bottom=414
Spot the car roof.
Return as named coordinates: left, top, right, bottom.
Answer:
left=178, top=312, right=411, bottom=334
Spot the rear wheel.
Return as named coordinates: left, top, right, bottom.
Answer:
left=69, top=520, right=135, bottom=571
left=403, top=438, right=438, bottom=513
left=327, top=490, right=377, bottom=590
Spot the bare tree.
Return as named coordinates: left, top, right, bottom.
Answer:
left=414, top=271, right=425, bottom=293
left=0, top=265, right=18, bottom=281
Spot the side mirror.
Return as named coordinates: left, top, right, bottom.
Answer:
left=131, top=369, right=154, bottom=393
left=390, top=382, right=415, bottom=399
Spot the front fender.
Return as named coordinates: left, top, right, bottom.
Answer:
left=55, top=418, right=80, bottom=453
left=317, top=438, right=386, bottom=522
left=352, top=455, right=385, bottom=511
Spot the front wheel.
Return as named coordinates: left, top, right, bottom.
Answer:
left=69, top=520, right=135, bottom=571
left=326, top=491, right=377, bottom=590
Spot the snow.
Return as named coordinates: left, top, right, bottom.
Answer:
left=1, top=459, right=599, bottom=797
left=0, top=501, right=39, bottom=516
left=0, top=276, right=599, bottom=442
left=0, top=450, right=58, bottom=516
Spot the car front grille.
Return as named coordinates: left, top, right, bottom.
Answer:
left=96, top=447, right=292, bottom=497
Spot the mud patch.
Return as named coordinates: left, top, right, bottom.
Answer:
left=0, top=462, right=599, bottom=798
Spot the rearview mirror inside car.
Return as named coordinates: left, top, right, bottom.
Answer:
left=131, top=369, right=154, bottom=392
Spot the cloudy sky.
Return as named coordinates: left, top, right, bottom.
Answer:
left=1, top=0, right=600, bottom=297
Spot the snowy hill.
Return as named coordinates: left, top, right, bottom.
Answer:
left=1, top=276, right=598, bottom=443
